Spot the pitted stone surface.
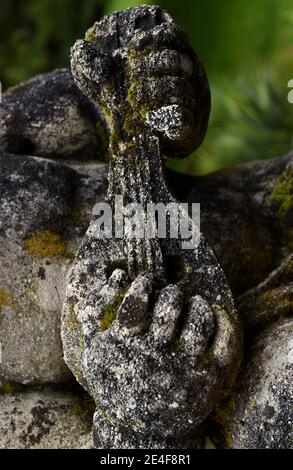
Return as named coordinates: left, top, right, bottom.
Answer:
left=0, top=150, right=107, bottom=384
left=0, top=387, right=93, bottom=449
left=0, top=5, right=291, bottom=450
left=62, top=5, right=241, bottom=448
left=222, top=319, right=293, bottom=449
left=0, top=69, right=108, bottom=161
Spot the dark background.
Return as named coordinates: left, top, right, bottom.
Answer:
left=1, top=0, right=292, bottom=174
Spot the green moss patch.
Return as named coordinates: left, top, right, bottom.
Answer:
left=269, top=168, right=293, bottom=223
left=100, top=289, right=128, bottom=332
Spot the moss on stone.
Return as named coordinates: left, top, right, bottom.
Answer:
left=100, top=289, right=128, bottom=332
left=123, top=51, right=158, bottom=137
left=84, top=25, right=96, bottom=43
left=258, top=288, right=293, bottom=318
left=24, top=230, right=72, bottom=259
left=73, top=370, right=85, bottom=386
left=79, top=330, right=85, bottom=349
left=269, top=168, right=293, bottom=223
left=0, top=291, right=19, bottom=316
left=64, top=304, right=80, bottom=332
left=214, top=395, right=236, bottom=448
left=201, top=348, right=216, bottom=366
left=64, top=318, right=79, bottom=332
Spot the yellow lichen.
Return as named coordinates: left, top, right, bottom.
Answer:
left=64, top=304, right=80, bottom=332
left=214, top=396, right=236, bottom=448
left=224, top=431, right=234, bottom=448
left=201, top=348, right=216, bottom=366
left=24, top=230, right=72, bottom=259
left=0, top=291, right=19, bottom=316
left=73, top=370, right=85, bottom=385
left=64, top=319, right=79, bottom=332
left=259, top=288, right=293, bottom=318
left=79, top=330, right=85, bottom=349
left=0, top=291, right=12, bottom=310
left=96, top=121, right=109, bottom=161
left=84, top=25, right=96, bottom=43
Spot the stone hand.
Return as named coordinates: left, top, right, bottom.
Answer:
left=62, top=5, right=242, bottom=449
left=77, top=269, right=238, bottom=448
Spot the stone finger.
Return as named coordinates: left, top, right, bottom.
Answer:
left=149, top=284, right=183, bottom=347
left=79, top=268, right=129, bottom=337
left=115, top=274, right=153, bottom=335
left=180, top=295, right=215, bottom=358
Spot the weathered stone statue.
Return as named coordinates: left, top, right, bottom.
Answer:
left=0, top=5, right=291, bottom=451
left=62, top=5, right=241, bottom=448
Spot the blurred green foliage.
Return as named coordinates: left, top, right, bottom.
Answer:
left=0, top=0, right=292, bottom=173
left=167, top=69, right=293, bottom=174
left=0, top=0, right=106, bottom=86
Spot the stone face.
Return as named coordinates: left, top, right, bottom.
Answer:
left=0, top=69, right=108, bottom=161
left=0, top=387, right=93, bottom=449
left=0, top=150, right=107, bottom=384
left=221, top=319, right=293, bottom=449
